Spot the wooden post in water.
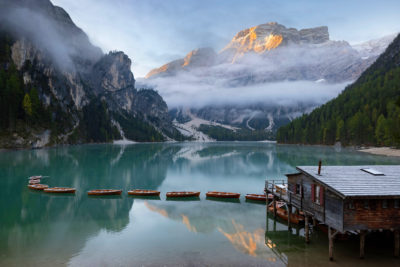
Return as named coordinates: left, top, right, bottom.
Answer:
left=395, top=230, right=399, bottom=257
left=265, top=180, right=269, bottom=214
left=305, top=215, right=310, bottom=243
left=266, top=205, right=269, bottom=233
left=287, top=204, right=292, bottom=230
left=328, top=227, right=334, bottom=261
left=360, top=231, right=366, bottom=259
left=272, top=180, right=277, bottom=218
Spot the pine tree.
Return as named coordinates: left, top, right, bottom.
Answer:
left=22, top=93, right=32, bottom=117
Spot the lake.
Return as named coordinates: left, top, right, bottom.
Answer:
left=1, top=142, right=400, bottom=266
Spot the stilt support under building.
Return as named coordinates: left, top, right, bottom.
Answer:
left=305, top=215, right=310, bottom=244
left=395, top=230, right=399, bottom=257
left=328, top=227, right=338, bottom=261
left=360, top=230, right=367, bottom=259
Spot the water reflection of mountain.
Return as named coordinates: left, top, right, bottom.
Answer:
left=2, top=142, right=399, bottom=265
left=0, top=144, right=174, bottom=264
left=144, top=200, right=282, bottom=263
left=170, top=142, right=295, bottom=180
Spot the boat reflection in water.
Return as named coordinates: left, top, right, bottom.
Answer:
left=2, top=142, right=400, bottom=266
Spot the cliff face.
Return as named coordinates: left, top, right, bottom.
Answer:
left=90, top=52, right=135, bottom=94
left=0, top=0, right=181, bottom=148
left=220, top=22, right=329, bottom=63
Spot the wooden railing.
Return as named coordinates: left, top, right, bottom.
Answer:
left=265, top=180, right=288, bottom=200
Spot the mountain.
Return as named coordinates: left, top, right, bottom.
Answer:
left=277, top=33, right=400, bottom=147
left=145, top=47, right=217, bottom=78
left=142, top=22, right=395, bottom=141
left=353, top=34, right=397, bottom=59
left=219, top=23, right=329, bottom=63
left=146, top=22, right=391, bottom=83
left=0, top=0, right=183, bottom=148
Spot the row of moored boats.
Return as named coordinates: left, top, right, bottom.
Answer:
left=27, top=176, right=272, bottom=201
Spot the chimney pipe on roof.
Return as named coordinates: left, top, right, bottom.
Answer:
left=318, top=160, right=322, bottom=175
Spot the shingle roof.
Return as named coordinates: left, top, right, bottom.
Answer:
left=296, top=165, right=400, bottom=198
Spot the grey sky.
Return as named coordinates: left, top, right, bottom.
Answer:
left=51, top=0, right=400, bottom=77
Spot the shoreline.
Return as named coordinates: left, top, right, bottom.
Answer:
left=358, top=147, right=400, bottom=157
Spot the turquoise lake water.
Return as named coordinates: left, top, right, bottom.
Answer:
left=1, top=142, right=400, bottom=266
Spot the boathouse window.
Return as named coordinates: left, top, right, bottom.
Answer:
left=348, top=200, right=355, bottom=209
left=382, top=199, right=388, bottom=209
left=315, top=185, right=320, bottom=204
left=296, top=184, right=301, bottom=195
left=311, top=184, right=324, bottom=206
left=364, top=200, right=369, bottom=209
left=395, top=199, right=400, bottom=209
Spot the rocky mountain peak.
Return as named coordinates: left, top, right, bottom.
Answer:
left=145, top=47, right=217, bottom=78
left=182, top=47, right=217, bottom=68
left=221, top=22, right=329, bottom=62
left=91, top=51, right=135, bottom=93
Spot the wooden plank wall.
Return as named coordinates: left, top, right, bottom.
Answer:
left=344, top=199, right=400, bottom=230
left=288, top=174, right=344, bottom=231
left=324, top=190, right=343, bottom=231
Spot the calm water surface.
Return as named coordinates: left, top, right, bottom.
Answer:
left=1, top=142, right=400, bottom=266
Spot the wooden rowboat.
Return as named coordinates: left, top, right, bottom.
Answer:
left=44, top=187, right=76, bottom=193
left=268, top=201, right=305, bottom=224
left=166, top=191, right=200, bottom=198
left=87, top=189, right=122, bottom=196
left=29, top=175, right=43, bottom=180
left=245, top=194, right=273, bottom=202
left=206, top=191, right=240, bottom=198
left=28, top=184, right=49, bottom=190
left=274, top=184, right=287, bottom=194
left=29, top=179, right=41, bottom=185
left=128, top=190, right=160, bottom=196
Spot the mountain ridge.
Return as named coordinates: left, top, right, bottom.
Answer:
left=146, top=22, right=394, bottom=83
left=141, top=22, right=395, bottom=141
left=220, top=22, right=329, bottom=63
left=0, top=0, right=183, bottom=148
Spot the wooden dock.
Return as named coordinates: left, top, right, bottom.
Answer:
left=265, top=164, right=400, bottom=261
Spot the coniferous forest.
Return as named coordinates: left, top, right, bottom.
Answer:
left=277, top=34, right=400, bottom=147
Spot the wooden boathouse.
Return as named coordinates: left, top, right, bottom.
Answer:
left=265, top=164, right=400, bottom=260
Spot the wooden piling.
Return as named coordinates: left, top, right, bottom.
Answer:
left=273, top=197, right=277, bottom=218
left=327, top=227, right=340, bottom=261
left=395, top=230, right=399, bottom=257
left=328, top=227, right=335, bottom=261
left=360, top=231, right=366, bottom=259
left=265, top=181, right=269, bottom=214
left=305, top=215, right=310, bottom=243
left=288, top=204, right=292, bottom=230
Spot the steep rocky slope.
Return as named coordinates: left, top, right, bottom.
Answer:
left=0, top=0, right=182, bottom=148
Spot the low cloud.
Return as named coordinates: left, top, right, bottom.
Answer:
left=1, top=6, right=102, bottom=71
left=138, top=74, right=349, bottom=109
left=138, top=43, right=356, bottom=109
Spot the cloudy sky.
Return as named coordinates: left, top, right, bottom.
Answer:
left=52, top=0, right=400, bottom=77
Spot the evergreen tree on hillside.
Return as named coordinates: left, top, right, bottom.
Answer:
left=277, top=34, right=400, bottom=147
